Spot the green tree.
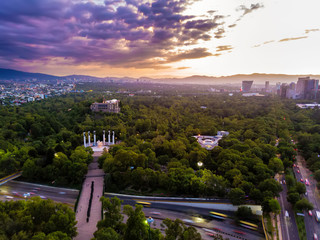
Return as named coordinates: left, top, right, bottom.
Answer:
left=285, top=175, right=296, bottom=189
left=287, top=192, right=300, bottom=205
left=295, top=182, right=306, bottom=195
left=314, top=169, right=320, bottom=182
left=0, top=197, right=76, bottom=239
left=295, top=198, right=313, bottom=211
left=229, top=188, right=245, bottom=205
left=269, top=199, right=281, bottom=217
left=162, top=218, right=201, bottom=240
left=236, top=206, right=254, bottom=221
left=123, top=204, right=148, bottom=240
left=268, top=157, right=284, bottom=173
left=97, top=197, right=125, bottom=233
left=201, top=169, right=228, bottom=197
left=258, top=179, right=282, bottom=197
left=93, top=227, right=121, bottom=240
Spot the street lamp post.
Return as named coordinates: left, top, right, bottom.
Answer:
left=146, top=216, right=154, bottom=240
left=197, top=161, right=203, bottom=170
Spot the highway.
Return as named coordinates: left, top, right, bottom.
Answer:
left=0, top=180, right=79, bottom=206
left=0, top=180, right=265, bottom=239
left=0, top=171, right=22, bottom=185
left=277, top=174, right=300, bottom=240
left=106, top=193, right=265, bottom=240
left=295, top=155, right=320, bottom=240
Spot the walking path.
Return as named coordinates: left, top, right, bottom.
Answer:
left=75, top=152, right=104, bottom=240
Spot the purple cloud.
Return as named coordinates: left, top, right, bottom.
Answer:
left=167, top=48, right=213, bottom=62
left=0, top=0, right=223, bottom=70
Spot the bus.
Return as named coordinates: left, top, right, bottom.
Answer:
left=316, top=211, right=320, bottom=222
left=239, top=220, right=258, bottom=230
left=209, top=211, right=228, bottom=220
left=135, top=201, right=151, bottom=207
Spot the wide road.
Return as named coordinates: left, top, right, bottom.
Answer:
left=277, top=175, right=300, bottom=240
left=295, top=155, right=320, bottom=240
left=142, top=207, right=259, bottom=240
left=106, top=193, right=265, bottom=240
left=0, top=180, right=79, bottom=206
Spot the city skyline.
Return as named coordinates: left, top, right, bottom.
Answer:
left=0, top=0, right=319, bottom=78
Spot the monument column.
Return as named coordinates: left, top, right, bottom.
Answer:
left=93, top=130, right=96, bottom=146
left=83, top=132, right=86, bottom=147
left=88, top=131, right=91, bottom=146
left=108, top=130, right=111, bottom=145
left=112, top=131, right=115, bottom=145
left=103, top=130, right=105, bottom=145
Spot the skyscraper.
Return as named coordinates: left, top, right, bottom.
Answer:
left=241, top=81, right=253, bottom=92
left=296, top=77, right=319, bottom=99
left=280, top=83, right=288, bottom=98
left=276, top=82, right=281, bottom=95
left=265, top=81, right=270, bottom=92
left=286, top=82, right=296, bottom=99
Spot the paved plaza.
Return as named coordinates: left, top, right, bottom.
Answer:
left=75, top=152, right=105, bottom=240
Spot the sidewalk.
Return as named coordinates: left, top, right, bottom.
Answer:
left=276, top=213, right=282, bottom=240
left=75, top=154, right=105, bottom=240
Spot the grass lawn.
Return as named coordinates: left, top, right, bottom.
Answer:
left=266, top=214, right=273, bottom=236
left=295, top=212, right=307, bottom=240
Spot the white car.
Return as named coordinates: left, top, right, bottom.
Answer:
left=183, top=219, right=194, bottom=224
left=285, top=211, right=289, bottom=218
left=5, top=196, right=13, bottom=199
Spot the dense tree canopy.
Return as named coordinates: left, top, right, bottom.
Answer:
left=0, top=84, right=306, bottom=203
left=94, top=196, right=201, bottom=240
left=0, top=197, right=77, bottom=239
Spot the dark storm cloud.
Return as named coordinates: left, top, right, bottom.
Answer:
left=0, top=0, right=222, bottom=69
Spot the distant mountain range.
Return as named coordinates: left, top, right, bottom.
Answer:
left=0, top=68, right=64, bottom=81
left=148, top=74, right=320, bottom=85
left=1, top=68, right=319, bottom=85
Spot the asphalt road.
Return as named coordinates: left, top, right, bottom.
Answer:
left=0, top=180, right=265, bottom=239
left=106, top=193, right=265, bottom=240
left=277, top=175, right=300, bottom=240
left=295, top=155, right=320, bottom=240
left=0, top=180, right=79, bottom=206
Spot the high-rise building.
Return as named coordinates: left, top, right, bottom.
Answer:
left=241, top=81, right=253, bottom=92
left=286, top=82, right=297, bottom=99
left=265, top=81, right=270, bottom=92
left=276, top=82, right=281, bottom=95
left=280, top=83, right=288, bottom=98
left=296, top=77, right=319, bottom=99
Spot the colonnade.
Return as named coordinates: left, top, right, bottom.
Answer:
left=83, top=130, right=115, bottom=147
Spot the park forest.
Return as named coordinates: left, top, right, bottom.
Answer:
left=1, top=88, right=319, bottom=215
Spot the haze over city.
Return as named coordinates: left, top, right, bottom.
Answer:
left=2, top=1, right=320, bottom=240
left=0, top=0, right=319, bottom=78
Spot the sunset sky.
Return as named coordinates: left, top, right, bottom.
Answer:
left=0, top=0, right=319, bottom=78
